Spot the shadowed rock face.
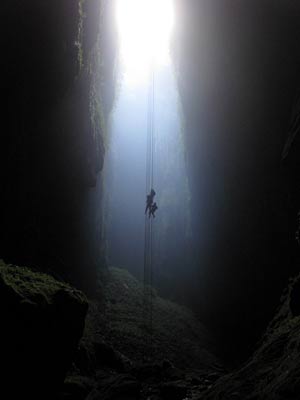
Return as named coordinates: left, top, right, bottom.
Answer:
left=173, top=0, right=300, bottom=358
left=0, top=260, right=88, bottom=397
left=201, top=273, right=300, bottom=399
left=0, top=0, right=117, bottom=292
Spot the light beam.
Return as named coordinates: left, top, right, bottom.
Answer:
left=116, top=0, right=175, bottom=85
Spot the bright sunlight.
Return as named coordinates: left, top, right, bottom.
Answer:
left=116, top=0, right=175, bottom=84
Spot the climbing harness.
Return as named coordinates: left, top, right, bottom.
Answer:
left=143, top=67, right=155, bottom=361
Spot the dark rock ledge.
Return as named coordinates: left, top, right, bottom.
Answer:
left=0, top=260, right=88, bottom=397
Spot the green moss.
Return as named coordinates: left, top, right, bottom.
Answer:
left=0, top=259, right=87, bottom=305
left=89, top=53, right=107, bottom=165
left=76, top=0, right=113, bottom=166
left=76, top=0, right=85, bottom=71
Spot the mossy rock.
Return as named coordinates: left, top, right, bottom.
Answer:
left=0, top=260, right=88, bottom=397
left=0, top=260, right=87, bottom=305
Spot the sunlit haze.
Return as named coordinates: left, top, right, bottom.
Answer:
left=116, top=0, right=175, bottom=84
left=105, top=0, right=191, bottom=290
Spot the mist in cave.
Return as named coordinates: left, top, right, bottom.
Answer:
left=103, top=0, right=193, bottom=301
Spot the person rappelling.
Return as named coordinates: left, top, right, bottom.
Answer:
left=149, top=202, right=158, bottom=218
left=145, top=188, right=156, bottom=215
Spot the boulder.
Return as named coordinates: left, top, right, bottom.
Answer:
left=61, top=375, right=95, bottom=400
left=0, top=260, right=88, bottom=397
left=93, top=337, right=132, bottom=372
left=74, top=337, right=132, bottom=375
left=86, top=373, right=140, bottom=400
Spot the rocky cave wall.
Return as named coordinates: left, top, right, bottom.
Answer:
left=173, top=0, right=300, bottom=359
left=2, top=0, right=300, bottom=363
left=0, top=0, right=117, bottom=293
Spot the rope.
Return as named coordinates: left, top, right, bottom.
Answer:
left=150, top=68, right=155, bottom=189
left=143, top=67, right=155, bottom=361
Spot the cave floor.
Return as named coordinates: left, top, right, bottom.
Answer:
left=60, top=267, right=225, bottom=399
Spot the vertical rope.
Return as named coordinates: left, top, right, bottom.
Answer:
left=150, top=69, right=155, bottom=360
left=150, top=68, right=155, bottom=189
left=149, top=216, right=153, bottom=358
left=143, top=65, right=155, bottom=362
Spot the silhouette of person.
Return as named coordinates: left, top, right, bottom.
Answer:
left=145, top=189, right=156, bottom=214
left=149, top=202, right=158, bottom=218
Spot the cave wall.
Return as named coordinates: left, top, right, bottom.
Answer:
left=0, top=0, right=117, bottom=293
left=173, top=0, right=300, bottom=358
